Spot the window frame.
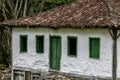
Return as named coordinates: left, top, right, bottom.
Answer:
left=67, top=36, right=77, bottom=57
left=31, top=74, right=40, bottom=80
left=36, top=35, right=44, bottom=53
left=89, top=37, right=100, bottom=59
left=20, top=35, right=28, bottom=53
left=13, top=70, right=25, bottom=80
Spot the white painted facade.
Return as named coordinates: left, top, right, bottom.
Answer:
left=12, top=27, right=120, bottom=78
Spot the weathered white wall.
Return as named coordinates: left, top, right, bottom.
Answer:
left=117, top=36, right=120, bottom=77
left=12, top=28, right=120, bottom=78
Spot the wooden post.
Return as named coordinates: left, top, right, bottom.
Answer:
left=109, top=28, right=120, bottom=80
left=112, top=29, right=117, bottom=80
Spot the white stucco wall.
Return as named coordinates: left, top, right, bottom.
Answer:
left=12, top=27, right=120, bottom=78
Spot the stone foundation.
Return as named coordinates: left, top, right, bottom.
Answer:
left=13, top=69, right=113, bottom=80
left=40, top=71, right=112, bottom=80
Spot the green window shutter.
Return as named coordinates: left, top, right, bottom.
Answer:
left=20, top=35, right=27, bottom=53
left=67, top=36, right=77, bottom=57
left=36, top=36, right=44, bottom=53
left=89, top=38, right=100, bottom=59
left=50, top=36, right=61, bottom=70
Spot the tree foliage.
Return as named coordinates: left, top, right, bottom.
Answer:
left=29, top=0, right=74, bottom=13
left=0, top=0, right=74, bottom=20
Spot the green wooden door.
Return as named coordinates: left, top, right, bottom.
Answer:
left=89, top=38, right=100, bottom=59
left=50, top=36, right=61, bottom=70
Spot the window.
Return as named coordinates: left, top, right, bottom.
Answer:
left=20, top=35, right=27, bottom=53
left=89, top=37, right=100, bottom=59
left=67, top=36, right=77, bottom=57
left=36, top=36, right=44, bottom=53
left=14, top=70, right=25, bottom=80
left=32, top=74, right=40, bottom=80
left=14, top=70, right=40, bottom=80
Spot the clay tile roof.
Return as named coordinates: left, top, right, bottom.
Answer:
left=0, top=0, right=120, bottom=28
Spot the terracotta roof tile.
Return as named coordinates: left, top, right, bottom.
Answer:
left=0, top=0, right=120, bottom=28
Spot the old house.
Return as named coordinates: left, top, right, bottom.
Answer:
left=0, top=0, right=120, bottom=80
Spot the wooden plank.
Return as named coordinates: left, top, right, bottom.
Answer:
left=56, top=37, right=61, bottom=70
left=50, top=36, right=61, bottom=70
left=25, top=71, right=31, bottom=80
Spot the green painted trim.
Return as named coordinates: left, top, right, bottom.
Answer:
left=49, top=35, right=51, bottom=70
left=35, top=35, right=44, bottom=54
left=20, top=35, right=28, bottom=53
left=67, top=36, right=77, bottom=57
left=49, top=35, right=61, bottom=71
left=89, top=37, right=100, bottom=59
